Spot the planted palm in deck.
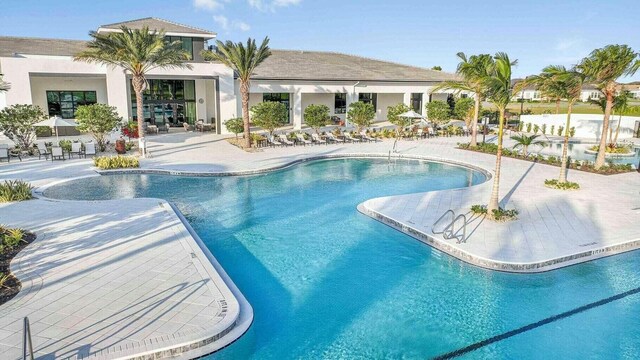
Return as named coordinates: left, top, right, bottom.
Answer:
left=0, top=75, right=9, bottom=92
left=74, top=26, right=192, bottom=157
left=511, top=134, right=546, bottom=158
left=578, top=45, right=639, bottom=169
left=525, top=65, right=586, bottom=183
left=433, top=53, right=494, bottom=147
left=203, top=37, right=271, bottom=148
left=483, top=53, right=517, bottom=216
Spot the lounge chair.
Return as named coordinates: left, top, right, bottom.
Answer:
left=360, top=131, right=376, bottom=142
left=311, top=133, right=327, bottom=145
left=416, top=128, right=426, bottom=139
left=325, top=133, right=345, bottom=143
left=37, top=143, right=51, bottom=160
left=428, top=128, right=437, bottom=138
left=51, top=146, right=65, bottom=161
left=158, top=124, right=170, bottom=133
left=344, top=133, right=362, bottom=143
left=278, top=134, right=295, bottom=146
left=85, top=142, right=97, bottom=157
left=268, top=135, right=282, bottom=147
left=295, top=134, right=312, bottom=146
left=70, top=142, right=84, bottom=158
left=183, top=122, right=191, bottom=132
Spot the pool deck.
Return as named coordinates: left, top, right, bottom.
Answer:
left=0, top=132, right=639, bottom=357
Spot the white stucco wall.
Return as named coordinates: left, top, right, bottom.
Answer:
left=520, top=114, right=640, bottom=140
left=29, top=76, right=108, bottom=117
left=376, top=93, right=404, bottom=121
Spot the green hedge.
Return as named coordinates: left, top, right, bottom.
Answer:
left=93, top=156, right=140, bottom=170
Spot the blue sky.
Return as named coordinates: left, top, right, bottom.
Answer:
left=1, top=0, right=639, bottom=81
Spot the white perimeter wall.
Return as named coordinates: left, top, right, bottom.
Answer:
left=520, top=114, right=640, bottom=140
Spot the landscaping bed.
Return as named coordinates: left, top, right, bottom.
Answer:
left=458, top=142, right=635, bottom=175
left=0, top=228, right=36, bottom=306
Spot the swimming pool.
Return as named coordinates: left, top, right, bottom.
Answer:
left=44, top=158, right=640, bottom=359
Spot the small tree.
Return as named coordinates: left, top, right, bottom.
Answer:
left=0, top=104, right=46, bottom=149
left=304, top=104, right=330, bottom=134
left=347, top=101, right=376, bottom=131
left=75, top=104, right=121, bottom=151
left=225, top=117, right=244, bottom=139
left=426, top=100, right=451, bottom=125
left=251, top=101, right=288, bottom=136
left=453, top=97, right=475, bottom=126
left=387, top=103, right=411, bottom=131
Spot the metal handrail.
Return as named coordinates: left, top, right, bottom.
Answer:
left=432, top=210, right=455, bottom=236
left=432, top=210, right=468, bottom=244
left=23, top=317, right=34, bottom=360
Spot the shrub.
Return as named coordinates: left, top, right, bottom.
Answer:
left=569, top=127, right=576, bottom=138
left=93, top=155, right=139, bottom=170
left=304, top=104, right=330, bottom=133
left=0, top=104, right=46, bottom=149
left=250, top=101, right=288, bottom=135
left=0, top=273, right=12, bottom=289
left=470, top=205, right=487, bottom=215
left=557, top=125, right=564, bottom=136
left=491, top=208, right=519, bottom=221
left=348, top=101, right=376, bottom=131
left=122, top=121, right=139, bottom=140
left=387, top=103, right=411, bottom=129
left=3, top=228, right=24, bottom=249
left=0, top=180, right=33, bottom=202
left=225, top=117, right=244, bottom=139
left=526, top=123, right=532, bottom=133
left=58, top=140, right=72, bottom=152
left=518, top=122, right=524, bottom=131
left=453, top=97, right=475, bottom=125
left=541, top=124, right=547, bottom=135
left=550, top=125, right=555, bottom=135
left=533, top=124, right=540, bottom=134
left=75, top=104, right=122, bottom=151
left=544, top=179, right=580, bottom=190
left=426, top=100, right=451, bottom=125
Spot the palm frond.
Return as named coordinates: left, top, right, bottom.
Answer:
left=202, top=37, right=271, bottom=82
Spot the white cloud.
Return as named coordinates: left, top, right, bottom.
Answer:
left=193, top=0, right=228, bottom=10
left=213, top=15, right=251, bottom=32
left=248, top=0, right=301, bottom=11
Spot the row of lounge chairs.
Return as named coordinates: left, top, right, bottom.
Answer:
left=266, top=131, right=378, bottom=147
left=36, top=142, right=97, bottom=161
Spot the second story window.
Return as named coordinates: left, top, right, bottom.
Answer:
left=167, top=36, right=194, bottom=60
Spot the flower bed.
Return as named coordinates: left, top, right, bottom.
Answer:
left=0, top=226, right=36, bottom=306
left=93, top=155, right=140, bottom=170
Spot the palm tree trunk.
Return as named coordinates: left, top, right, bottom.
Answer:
left=555, top=99, right=560, bottom=114
left=487, top=108, right=505, bottom=215
left=471, top=95, right=480, bottom=147
left=132, top=75, right=146, bottom=158
left=613, top=113, right=623, bottom=145
left=595, top=92, right=614, bottom=169
left=241, top=80, right=251, bottom=148
left=523, top=145, right=528, bottom=158
left=559, top=102, right=573, bottom=183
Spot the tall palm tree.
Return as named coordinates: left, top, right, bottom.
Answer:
left=0, top=74, right=10, bottom=92
left=612, top=90, right=631, bottom=144
left=433, top=53, right=494, bottom=147
left=578, top=45, right=640, bottom=169
left=202, top=37, right=271, bottom=149
left=529, top=65, right=586, bottom=183
left=75, top=26, right=192, bottom=157
left=484, top=52, right=517, bottom=216
left=511, top=134, right=546, bottom=157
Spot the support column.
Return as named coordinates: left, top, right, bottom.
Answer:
left=403, top=92, right=411, bottom=106
left=105, top=67, right=129, bottom=121
left=345, top=92, right=358, bottom=127
left=292, top=90, right=302, bottom=130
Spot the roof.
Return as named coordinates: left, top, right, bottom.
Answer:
left=99, top=17, right=216, bottom=37
left=0, top=36, right=87, bottom=57
left=252, top=50, right=458, bottom=82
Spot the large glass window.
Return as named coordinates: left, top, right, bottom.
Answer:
left=410, top=93, right=423, bottom=114
left=359, top=93, right=377, bottom=110
left=334, top=93, right=347, bottom=114
left=130, top=79, right=196, bottom=125
left=46, top=91, right=97, bottom=119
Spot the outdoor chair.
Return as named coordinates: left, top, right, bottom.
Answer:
left=428, top=128, right=437, bottom=138
left=344, top=133, right=362, bottom=143
left=158, top=124, right=170, bottom=133
left=51, top=147, right=65, bottom=161
left=278, top=134, right=295, bottom=146
left=416, top=129, right=426, bottom=139
left=312, top=133, right=327, bottom=145
left=70, top=142, right=84, bottom=158
left=183, top=122, right=191, bottom=132
left=360, top=131, right=376, bottom=142
left=295, top=134, right=312, bottom=146
left=85, top=142, right=97, bottom=157
left=37, top=143, right=51, bottom=160
left=325, top=133, right=345, bottom=143
left=268, top=135, right=282, bottom=147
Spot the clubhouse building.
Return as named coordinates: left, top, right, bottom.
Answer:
left=0, top=18, right=457, bottom=134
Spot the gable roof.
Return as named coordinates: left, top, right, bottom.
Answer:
left=99, top=17, right=216, bottom=38
left=0, top=36, right=87, bottom=57
left=252, top=50, right=458, bottom=82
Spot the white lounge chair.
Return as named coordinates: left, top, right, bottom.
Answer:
left=428, top=128, right=437, bottom=138
left=51, top=146, right=65, bottom=161
left=278, top=134, right=295, bottom=146
left=268, top=136, right=282, bottom=147
left=312, top=133, right=327, bottom=145
left=295, top=134, right=312, bottom=146
left=85, top=142, right=97, bottom=157
left=70, top=142, right=84, bottom=158
left=325, top=133, right=345, bottom=143
left=37, top=143, right=51, bottom=160
left=344, top=133, right=362, bottom=143
left=360, top=131, right=376, bottom=142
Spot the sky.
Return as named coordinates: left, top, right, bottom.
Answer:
left=1, top=0, right=639, bottom=81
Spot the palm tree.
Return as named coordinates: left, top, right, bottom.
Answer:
left=433, top=53, right=494, bottom=147
left=578, top=45, right=640, bottom=169
left=612, top=90, right=631, bottom=144
left=511, top=134, right=546, bottom=157
left=529, top=65, right=586, bottom=183
left=75, top=26, right=192, bottom=157
left=522, top=72, right=565, bottom=114
left=0, top=74, right=9, bottom=92
left=483, top=52, right=517, bottom=216
left=202, top=38, right=271, bottom=149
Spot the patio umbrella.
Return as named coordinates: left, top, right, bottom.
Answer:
left=398, top=110, right=429, bottom=127
left=34, top=116, right=78, bottom=142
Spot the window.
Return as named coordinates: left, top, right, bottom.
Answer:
left=167, top=36, right=194, bottom=60
left=359, top=93, right=377, bottom=110
left=46, top=91, right=97, bottom=119
left=130, top=80, right=197, bottom=125
left=589, top=91, right=601, bottom=99
left=410, top=93, right=423, bottom=114
left=334, top=93, right=347, bottom=114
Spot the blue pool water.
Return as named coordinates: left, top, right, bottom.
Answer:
left=44, top=158, right=640, bottom=359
